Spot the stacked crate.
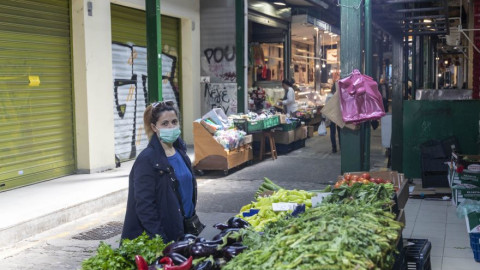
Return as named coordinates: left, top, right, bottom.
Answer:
left=450, top=153, right=480, bottom=206
left=419, top=140, right=450, bottom=188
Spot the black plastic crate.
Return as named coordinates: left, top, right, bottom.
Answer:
left=421, top=158, right=449, bottom=172
left=405, top=239, right=432, bottom=270
left=393, top=236, right=407, bottom=270
left=421, top=172, right=449, bottom=188
left=420, top=140, right=446, bottom=159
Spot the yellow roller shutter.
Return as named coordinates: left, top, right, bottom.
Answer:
left=111, top=4, right=181, bottom=162
left=0, top=0, right=74, bottom=191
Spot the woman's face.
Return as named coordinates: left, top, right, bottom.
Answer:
left=282, top=83, right=288, bottom=90
left=152, top=110, right=179, bottom=132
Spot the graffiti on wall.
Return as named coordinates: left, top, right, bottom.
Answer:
left=201, top=82, right=237, bottom=115
left=201, top=45, right=236, bottom=83
left=112, top=43, right=179, bottom=162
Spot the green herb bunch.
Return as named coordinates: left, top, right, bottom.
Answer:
left=82, top=232, right=168, bottom=270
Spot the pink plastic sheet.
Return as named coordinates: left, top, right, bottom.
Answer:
left=338, top=69, right=385, bottom=124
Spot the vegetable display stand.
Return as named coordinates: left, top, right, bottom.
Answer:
left=193, top=122, right=253, bottom=174
left=404, top=239, right=432, bottom=270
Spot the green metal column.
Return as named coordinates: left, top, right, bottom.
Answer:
left=235, top=0, right=245, bottom=113
left=146, top=0, right=162, bottom=102
left=391, top=37, right=404, bottom=172
left=340, top=0, right=364, bottom=173
left=412, top=36, right=416, bottom=99
left=362, top=0, right=372, bottom=171
left=285, top=24, right=292, bottom=81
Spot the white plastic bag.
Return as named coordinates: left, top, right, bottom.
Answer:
left=202, top=108, right=231, bottom=130
left=318, top=121, right=327, bottom=136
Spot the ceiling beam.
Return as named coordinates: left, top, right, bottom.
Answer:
left=403, top=30, right=447, bottom=36
left=386, top=0, right=442, bottom=3
left=404, top=14, right=446, bottom=20
left=405, top=22, right=446, bottom=26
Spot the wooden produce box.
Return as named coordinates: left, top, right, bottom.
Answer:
left=340, top=171, right=409, bottom=210
left=193, top=122, right=253, bottom=171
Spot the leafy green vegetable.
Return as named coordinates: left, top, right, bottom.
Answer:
left=224, top=184, right=403, bottom=270
left=81, top=232, right=168, bottom=270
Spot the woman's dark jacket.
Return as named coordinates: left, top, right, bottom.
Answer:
left=121, top=136, right=197, bottom=243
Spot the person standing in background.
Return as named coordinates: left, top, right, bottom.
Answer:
left=278, top=79, right=298, bottom=116
left=326, top=81, right=341, bottom=153
left=379, top=76, right=389, bottom=112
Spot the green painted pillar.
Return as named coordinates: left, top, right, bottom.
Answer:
left=146, top=0, right=162, bottom=102
left=391, top=38, right=404, bottom=172
left=363, top=0, right=372, bottom=171
left=235, top=0, right=245, bottom=113
left=340, top=0, right=363, bottom=173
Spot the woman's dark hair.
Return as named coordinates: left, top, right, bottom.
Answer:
left=144, top=101, right=178, bottom=139
left=282, top=79, right=293, bottom=87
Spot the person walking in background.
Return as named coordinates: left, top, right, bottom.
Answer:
left=326, top=81, right=341, bottom=153
left=379, top=75, right=389, bottom=112
left=121, top=101, right=203, bottom=244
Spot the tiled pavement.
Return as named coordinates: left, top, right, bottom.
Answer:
left=403, top=198, right=479, bottom=269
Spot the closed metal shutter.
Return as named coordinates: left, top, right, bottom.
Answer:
left=0, top=0, right=74, bottom=191
left=111, top=4, right=181, bottom=162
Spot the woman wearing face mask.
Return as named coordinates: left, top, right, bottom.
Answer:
left=121, top=101, right=202, bottom=243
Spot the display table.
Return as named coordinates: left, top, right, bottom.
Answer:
left=192, top=121, right=252, bottom=175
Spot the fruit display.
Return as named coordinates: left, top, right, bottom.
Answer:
left=334, top=172, right=393, bottom=189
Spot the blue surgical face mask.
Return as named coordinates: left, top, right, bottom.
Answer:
left=157, top=126, right=181, bottom=143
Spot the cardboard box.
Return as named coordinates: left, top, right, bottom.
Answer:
left=294, top=126, right=308, bottom=141
left=252, top=132, right=262, bottom=142
left=459, top=172, right=480, bottom=187
left=244, top=134, right=252, bottom=144
left=465, top=212, right=480, bottom=233
left=278, top=114, right=287, bottom=124
left=307, top=126, right=314, bottom=138
left=273, top=130, right=295, bottom=144
left=452, top=185, right=480, bottom=206
left=452, top=153, right=480, bottom=172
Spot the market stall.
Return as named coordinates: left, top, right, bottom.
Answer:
left=124, top=174, right=412, bottom=270
left=192, top=120, right=253, bottom=175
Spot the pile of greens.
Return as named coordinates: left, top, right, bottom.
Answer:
left=324, top=182, right=396, bottom=210
left=223, top=184, right=403, bottom=270
left=82, top=232, right=168, bottom=270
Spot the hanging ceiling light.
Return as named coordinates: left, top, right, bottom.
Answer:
left=273, top=0, right=286, bottom=6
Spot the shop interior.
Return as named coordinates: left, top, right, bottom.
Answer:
left=247, top=15, right=340, bottom=117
